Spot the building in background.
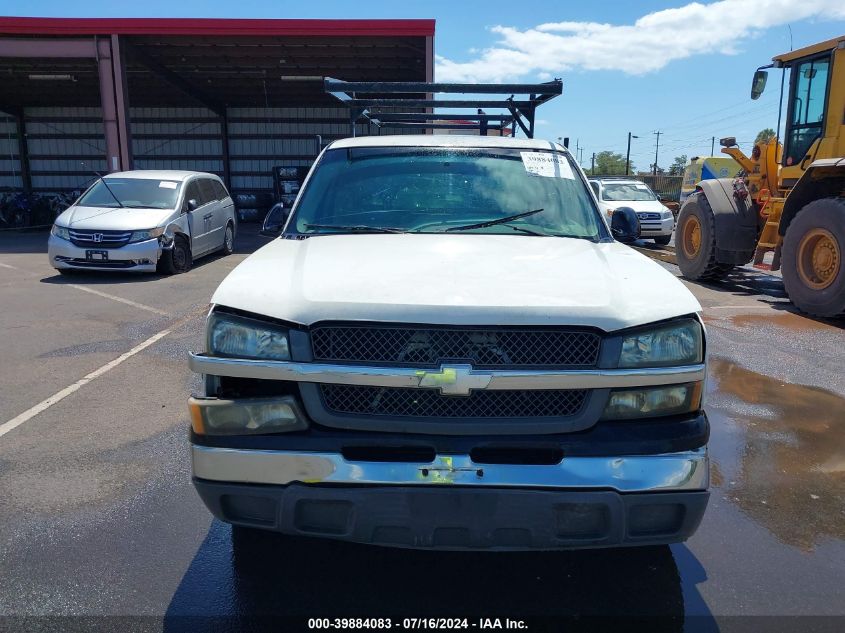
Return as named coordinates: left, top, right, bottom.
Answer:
left=0, top=17, right=434, bottom=224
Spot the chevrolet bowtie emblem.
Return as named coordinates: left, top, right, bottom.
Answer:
left=415, top=364, right=492, bottom=396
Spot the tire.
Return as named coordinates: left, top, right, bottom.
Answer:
left=675, top=193, right=734, bottom=281
left=221, top=222, right=235, bottom=255
left=156, top=235, right=191, bottom=275
left=781, top=197, right=845, bottom=318
left=654, top=235, right=672, bottom=246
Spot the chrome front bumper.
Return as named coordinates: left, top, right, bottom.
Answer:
left=48, top=234, right=161, bottom=272
left=638, top=216, right=675, bottom=236
left=191, top=445, right=709, bottom=493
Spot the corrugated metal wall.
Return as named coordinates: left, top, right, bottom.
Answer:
left=131, top=107, right=223, bottom=175
left=0, top=114, right=22, bottom=191
left=227, top=106, right=371, bottom=194
left=25, top=107, right=107, bottom=194
left=3, top=105, right=412, bottom=198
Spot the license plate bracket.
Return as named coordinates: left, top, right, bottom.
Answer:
left=85, top=250, right=109, bottom=261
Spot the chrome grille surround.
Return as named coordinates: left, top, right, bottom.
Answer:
left=68, top=229, right=132, bottom=249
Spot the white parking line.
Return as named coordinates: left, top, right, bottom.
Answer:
left=66, top=284, right=169, bottom=316
left=0, top=261, right=20, bottom=270
left=0, top=328, right=172, bottom=439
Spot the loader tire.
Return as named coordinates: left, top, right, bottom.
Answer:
left=781, top=197, right=845, bottom=318
left=676, top=193, right=734, bottom=281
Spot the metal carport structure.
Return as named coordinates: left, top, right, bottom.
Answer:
left=0, top=17, right=434, bottom=220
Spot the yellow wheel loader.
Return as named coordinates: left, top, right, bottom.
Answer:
left=676, top=35, right=845, bottom=317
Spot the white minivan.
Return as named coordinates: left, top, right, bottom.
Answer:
left=48, top=170, right=236, bottom=274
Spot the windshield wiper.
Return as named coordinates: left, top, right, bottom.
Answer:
left=93, top=171, right=124, bottom=208
left=444, top=208, right=544, bottom=233
left=304, top=224, right=406, bottom=234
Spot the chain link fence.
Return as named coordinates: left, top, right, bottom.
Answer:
left=629, top=174, right=683, bottom=202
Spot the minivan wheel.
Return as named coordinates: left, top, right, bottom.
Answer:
left=222, top=222, right=235, bottom=255
left=157, top=235, right=191, bottom=274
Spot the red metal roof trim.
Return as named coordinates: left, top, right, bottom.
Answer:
left=0, top=17, right=435, bottom=37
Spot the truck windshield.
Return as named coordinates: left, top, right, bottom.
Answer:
left=77, top=178, right=181, bottom=209
left=289, top=147, right=606, bottom=239
left=601, top=183, right=657, bottom=202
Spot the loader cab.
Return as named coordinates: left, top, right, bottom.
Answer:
left=782, top=52, right=831, bottom=174
left=760, top=37, right=845, bottom=186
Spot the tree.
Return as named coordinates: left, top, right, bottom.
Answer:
left=755, top=128, right=776, bottom=145
left=593, top=151, right=631, bottom=175
left=668, top=154, right=688, bottom=176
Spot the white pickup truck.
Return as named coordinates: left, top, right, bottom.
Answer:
left=188, top=135, right=709, bottom=550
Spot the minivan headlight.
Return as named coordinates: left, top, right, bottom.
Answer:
left=51, top=224, right=70, bottom=240
left=207, top=311, right=290, bottom=361
left=618, top=319, right=702, bottom=368
left=129, top=227, right=165, bottom=243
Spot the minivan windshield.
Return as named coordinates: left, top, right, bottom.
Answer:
left=600, top=182, right=658, bottom=202
left=77, top=178, right=181, bottom=209
left=289, top=147, right=606, bottom=240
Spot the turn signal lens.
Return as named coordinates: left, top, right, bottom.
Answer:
left=189, top=395, right=307, bottom=435
left=601, top=382, right=702, bottom=420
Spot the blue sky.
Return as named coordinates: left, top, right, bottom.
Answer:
left=4, top=0, right=845, bottom=171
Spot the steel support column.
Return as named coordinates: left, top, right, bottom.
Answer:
left=10, top=107, right=32, bottom=194
left=110, top=35, right=133, bottom=171
left=220, top=110, right=231, bottom=189
left=97, top=37, right=123, bottom=172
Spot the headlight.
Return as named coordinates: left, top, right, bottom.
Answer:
left=207, top=311, right=290, bottom=360
left=189, top=395, right=307, bottom=435
left=618, top=319, right=702, bottom=368
left=51, top=224, right=70, bottom=240
left=129, top=227, right=165, bottom=242
left=602, top=382, right=702, bottom=420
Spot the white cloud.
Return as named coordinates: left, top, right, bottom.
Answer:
left=436, top=0, right=845, bottom=82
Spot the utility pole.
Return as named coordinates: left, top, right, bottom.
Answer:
left=591, top=152, right=596, bottom=175
left=653, top=130, right=661, bottom=175
left=578, top=147, right=584, bottom=165
left=711, top=136, right=715, bottom=156
left=626, top=132, right=639, bottom=175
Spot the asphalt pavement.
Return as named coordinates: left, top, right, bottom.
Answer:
left=0, top=227, right=843, bottom=631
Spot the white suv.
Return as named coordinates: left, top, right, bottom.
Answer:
left=188, top=136, right=709, bottom=551
left=589, top=177, right=675, bottom=245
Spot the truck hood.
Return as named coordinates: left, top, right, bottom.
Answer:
left=56, top=205, right=174, bottom=231
left=212, top=234, right=701, bottom=332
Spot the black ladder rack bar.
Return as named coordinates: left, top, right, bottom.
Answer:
left=324, top=77, right=562, bottom=139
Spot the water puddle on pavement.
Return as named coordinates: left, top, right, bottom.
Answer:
left=706, top=357, right=845, bottom=551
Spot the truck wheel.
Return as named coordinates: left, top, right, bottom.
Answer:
left=781, top=197, right=845, bottom=318
left=654, top=235, right=672, bottom=246
left=676, top=194, right=733, bottom=281
left=156, top=235, right=191, bottom=275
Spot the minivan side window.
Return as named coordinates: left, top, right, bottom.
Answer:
left=184, top=181, right=202, bottom=210
left=198, top=179, right=218, bottom=205
left=212, top=180, right=229, bottom=201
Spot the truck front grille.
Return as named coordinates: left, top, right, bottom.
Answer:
left=320, top=385, right=588, bottom=419
left=311, top=325, right=600, bottom=368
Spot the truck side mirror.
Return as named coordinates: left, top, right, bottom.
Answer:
left=610, top=207, right=640, bottom=243
left=185, top=198, right=199, bottom=212
left=751, top=69, right=768, bottom=100
left=260, top=202, right=291, bottom=237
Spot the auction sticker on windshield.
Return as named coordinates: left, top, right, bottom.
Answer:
left=520, top=152, right=575, bottom=179
left=159, top=181, right=178, bottom=189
